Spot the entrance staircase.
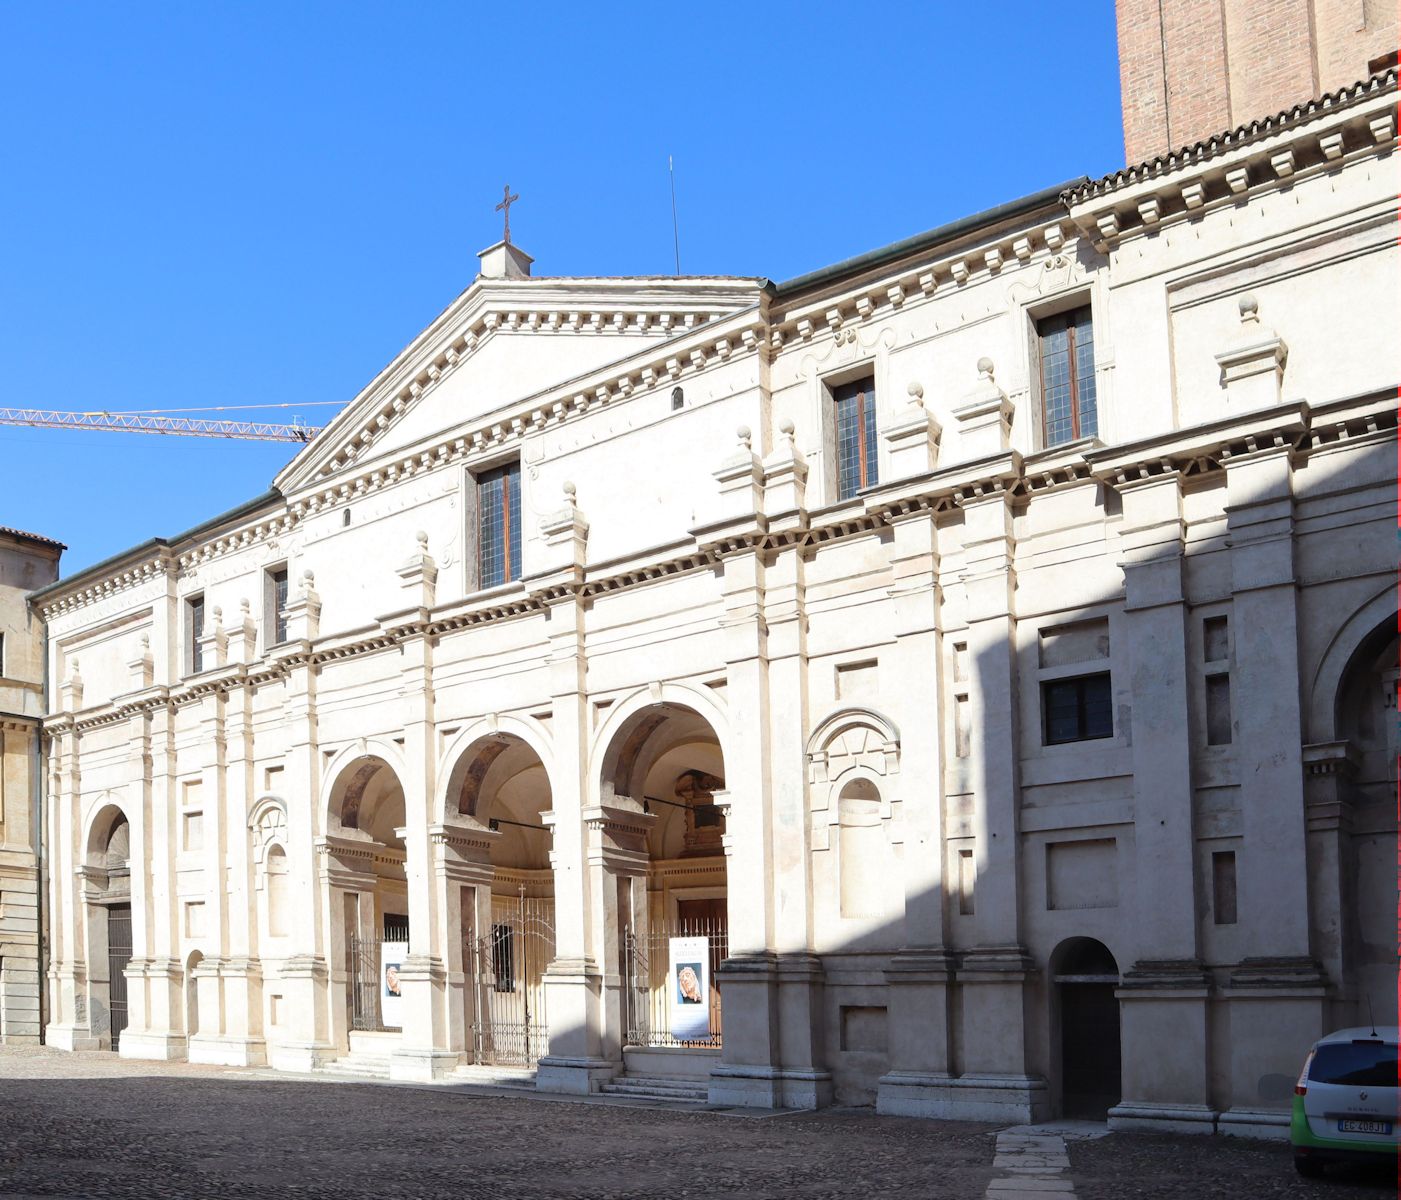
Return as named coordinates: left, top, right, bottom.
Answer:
left=599, top=1075, right=709, bottom=1105
left=318, top=1030, right=397, bottom=1080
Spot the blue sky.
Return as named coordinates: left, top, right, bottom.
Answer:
left=1, top=2, right=1124, bottom=575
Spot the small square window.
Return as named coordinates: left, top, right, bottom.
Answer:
left=1042, top=673, right=1113, bottom=745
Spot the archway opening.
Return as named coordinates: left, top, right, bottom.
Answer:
left=82, top=807, right=133, bottom=1051
left=450, top=734, right=555, bottom=1067
left=1335, top=619, right=1400, bottom=1027
left=603, top=702, right=727, bottom=1053
left=1051, top=937, right=1121, bottom=1117
left=327, top=756, right=407, bottom=1036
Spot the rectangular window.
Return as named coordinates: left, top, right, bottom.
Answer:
left=1037, top=305, right=1097, bottom=447
left=1212, top=850, right=1238, bottom=925
left=833, top=375, right=879, bottom=501
left=187, top=594, right=205, bottom=675
left=477, top=461, right=522, bottom=588
left=266, top=565, right=289, bottom=646
left=1042, top=672, right=1113, bottom=744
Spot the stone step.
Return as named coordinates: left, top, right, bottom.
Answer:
left=600, top=1077, right=709, bottom=1103
left=450, top=1066, right=538, bottom=1091
left=318, top=1056, right=393, bottom=1079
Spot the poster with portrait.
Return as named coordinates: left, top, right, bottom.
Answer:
left=380, top=941, right=408, bottom=1029
left=668, top=935, right=710, bottom=1041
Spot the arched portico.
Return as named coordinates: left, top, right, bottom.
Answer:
left=589, top=698, right=729, bottom=1081
left=78, top=803, right=135, bottom=1051
left=320, top=753, right=408, bottom=1055
left=440, top=730, right=556, bottom=1067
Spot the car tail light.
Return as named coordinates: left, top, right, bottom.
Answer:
left=1296, top=1048, right=1315, bottom=1096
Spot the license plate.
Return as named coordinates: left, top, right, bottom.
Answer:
left=1338, top=1119, right=1393, bottom=1135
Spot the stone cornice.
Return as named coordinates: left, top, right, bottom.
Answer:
left=1067, top=72, right=1398, bottom=252
left=37, top=393, right=1393, bottom=721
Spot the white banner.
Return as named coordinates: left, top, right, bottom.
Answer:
left=668, top=935, right=710, bottom=1041
left=379, top=940, right=408, bottom=1029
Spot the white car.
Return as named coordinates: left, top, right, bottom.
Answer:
left=1291, top=1026, right=1399, bottom=1177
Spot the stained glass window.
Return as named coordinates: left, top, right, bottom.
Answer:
left=1038, top=306, right=1097, bottom=447
left=833, top=376, right=878, bottom=501
left=478, top=460, right=521, bottom=588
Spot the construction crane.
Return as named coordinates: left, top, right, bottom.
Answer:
left=0, top=407, right=326, bottom=442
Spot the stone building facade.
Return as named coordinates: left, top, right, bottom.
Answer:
left=1, top=527, right=62, bottom=1042
left=30, top=36, right=1398, bottom=1137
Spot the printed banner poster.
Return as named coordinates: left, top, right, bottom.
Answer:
left=380, top=941, right=408, bottom=1029
left=667, top=935, right=710, bottom=1041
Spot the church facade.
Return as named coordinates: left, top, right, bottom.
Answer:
left=32, top=57, right=1398, bottom=1133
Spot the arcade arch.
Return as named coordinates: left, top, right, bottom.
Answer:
left=80, top=804, right=134, bottom=1050
left=597, top=700, right=728, bottom=1050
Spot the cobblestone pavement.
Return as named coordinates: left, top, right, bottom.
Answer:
left=1068, top=1129, right=1396, bottom=1198
left=5, top=1049, right=1394, bottom=1199
left=0, top=1047, right=1000, bottom=1199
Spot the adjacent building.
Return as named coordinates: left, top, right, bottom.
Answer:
left=28, top=2, right=1398, bottom=1137
left=1, top=527, right=63, bottom=1042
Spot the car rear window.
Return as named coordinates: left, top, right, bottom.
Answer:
left=1309, top=1042, right=1399, bottom=1087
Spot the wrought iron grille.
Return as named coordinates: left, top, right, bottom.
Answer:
left=347, top=932, right=409, bottom=1032
left=107, top=904, right=132, bottom=1050
left=624, top=917, right=727, bottom=1049
left=465, top=890, right=554, bottom=1067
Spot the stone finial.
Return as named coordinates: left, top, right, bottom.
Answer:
left=283, top=569, right=322, bottom=642
left=226, top=596, right=258, bottom=666
left=1215, top=293, right=1288, bottom=414
left=762, top=417, right=808, bottom=520
left=62, top=657, right=84, bottom=711
left=538, top=480, right=589, bottom=578
left=398, top=531, right=438, bottom=606
left=712, top=425, right=763, bottom=523
left=129, top=631, right=155, bottom=691
left=737, top=425, right=752, bottom=449
left=886, top=381, right=941, bottom=479
left=199, top=603, right=229, bottom=669
left=562, top=480, right=577, bottom=504
left=952, top=355, right=1013, bottom=459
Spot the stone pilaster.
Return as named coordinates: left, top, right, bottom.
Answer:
left=1097, top=462, right=1214, bottom=1134
left=877, top=503, right=957, bottom=1116
left=1217, top=420, right=1326, bottom=1136
left=953, top=476, right=1047, bottom=1123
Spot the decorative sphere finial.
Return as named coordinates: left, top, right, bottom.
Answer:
left=240, top=597, right=251, bottom=613
left=562, top=480, right=576, bottom=499
left=1238, top=293, right=1259, bottom=322
left=416, top=530, right=429, bottom=549
left=977, top=356, right=995, bottom=380
left=779, top=417, right=796, bottom=437
left=303, top=569, right=315, bottom=586
left=906, top=381, right=925, bottom=406
left=736, top=424, right=752, bottom=448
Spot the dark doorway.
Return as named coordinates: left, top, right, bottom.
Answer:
left=1053, top=938, right=1121, bottom=1118
left=107, top=904, right=132, bottom=1050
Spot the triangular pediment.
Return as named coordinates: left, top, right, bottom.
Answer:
left=275, top=275, right=763, bottom=496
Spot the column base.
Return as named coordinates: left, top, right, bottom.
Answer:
left=389, top=1047, right=461, bottom=1082
left=188, top=1034, right=268, bottom=1068
left=266, top=1040, right=335, bottom=1073
left=44, top=1023, right=101, bottom=1052
left=876, top=1071, right=1049, bottom=1122
left=706, top=1064, right=832, bottom=1110
left=1217, top=1107, right=1291, bottom=1140
left=118, top=1032, right=188, bottom=1062
left=535, top=1056, right=617, bottom=1095
left=1108, top=1101, right=1217, bottom=1135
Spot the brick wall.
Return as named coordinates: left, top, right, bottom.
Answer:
left=1117, top=0, right=1399, bottom=164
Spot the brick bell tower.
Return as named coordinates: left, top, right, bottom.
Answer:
left=1115, top=0, right=1399, bottom=164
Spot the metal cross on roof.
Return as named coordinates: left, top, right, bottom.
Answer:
left=495, top=184, right=519, bottom=245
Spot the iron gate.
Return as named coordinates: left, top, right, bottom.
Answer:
left=348, top=917, right=411, bottom=1032
left=465, top=891, right=554, bottom=1067
left=623, top=918, right=726, bottom=1048
left=107, top=904, right=132, bottom=1050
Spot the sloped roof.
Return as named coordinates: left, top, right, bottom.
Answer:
left=0, top=525, right=66, bottom=551
left=1064, top=68, right=1398, bottom=205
